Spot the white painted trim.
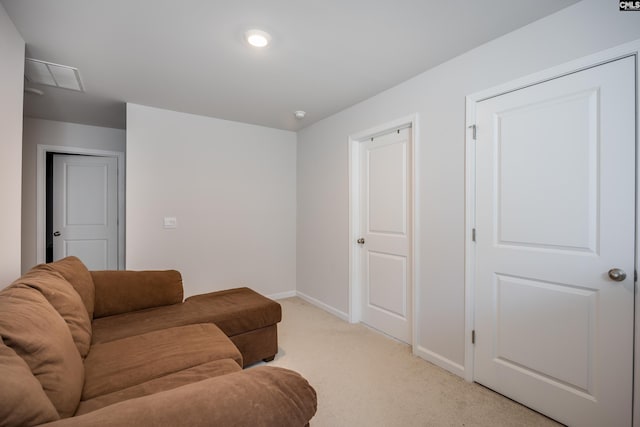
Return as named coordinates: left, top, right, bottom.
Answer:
left=414, top=345, right=465, bottom=378
left=633, top=45, right=640, bottom=427
left=36, top=144, right=126, bottom=269
left=348, top=114, right=419, bottom=346
left=267, top=290, right=297, bottom=300
left=348, top=134, right=360, bottom=323
left=349, top=116, right=417, bottom=142
left=411, top=117, right=421, bottom=356
left=464, top=39, right=640, bottom=422
left=463, top=97, right=477, bottom=383
left=296, top=291, right=350, bottom=321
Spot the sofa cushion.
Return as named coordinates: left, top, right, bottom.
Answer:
left=0, top=337, right=60, bottom=427
left=12, top=267, right=92, bottom=358
left=0, top=285, right=84, bottom=418
left=76, top=358, right=241, bottom=415
left=184, top=287, right=282, bottom=336
left=91, top=270, right=183, bottom=318
left=91, top=287, right=281, bottom=344
left=38, top=256, right=95, bottom=320
left=83, top=323, right=242, bottom=400
left=39, top=367, right=317, bottom=427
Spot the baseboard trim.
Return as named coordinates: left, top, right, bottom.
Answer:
left=267, top=290, right=297, bottom=300
left=414, top=345, right=465, bottom=378
left=296, top=291, right=350, bottom=322
left=278, top=291, right=465, bottom=379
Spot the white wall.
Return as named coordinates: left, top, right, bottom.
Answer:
left=296, top=0, right=640, bottom=374
left=21, top=118, right=126, bottom=271
left=126, top=104, right=297, bottom=298
left=0, top=5, right=24, bottom=286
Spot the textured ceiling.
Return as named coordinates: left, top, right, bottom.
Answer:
left=2, top=0, right=579, bottom=130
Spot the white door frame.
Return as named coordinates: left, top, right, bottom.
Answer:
left=36, top=144, right=125, bottom=269
left=349, top=114, right=419, bottom=348
left=464, top=39, right=640, bottom=421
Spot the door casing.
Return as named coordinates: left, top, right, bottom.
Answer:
left=36, top=144, right=125, bottom=269
left=464, top=39, right=640, bottom=422
left=349, top=114, right=419, bottom=348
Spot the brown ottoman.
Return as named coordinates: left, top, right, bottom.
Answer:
left=184, top=287, right=282, bottom=366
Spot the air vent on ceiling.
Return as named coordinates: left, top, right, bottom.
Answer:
left=24, top=58, right=84, bottom=92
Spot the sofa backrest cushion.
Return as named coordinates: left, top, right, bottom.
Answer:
left=91, top=270, right=183, bottom=318
left=13, top=267, right=92, bottom=358
left=38, top=256, right=96, bottom=320
left=0, top=337, right=60, bottom=426
left=0, top=285, right=84, bottom=418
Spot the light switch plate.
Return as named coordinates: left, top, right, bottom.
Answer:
left=163, top=217, right=177, bottom=229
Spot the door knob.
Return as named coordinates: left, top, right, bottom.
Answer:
left=53, top=231, right=61, bottom=237
left=608, top=268, right=626, bottom=282
left=357, top=238, right=365, bottom=245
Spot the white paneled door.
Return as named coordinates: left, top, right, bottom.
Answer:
left=359, top=128, right=412, bottom=343
left=53, top=154, right=118, bottom=270
left=474, top=56, right=635, bottom=426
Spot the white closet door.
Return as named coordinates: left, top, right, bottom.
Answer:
left=474, top=56, right=635, bottom=426
left=53, top=154, right=118, bottom=270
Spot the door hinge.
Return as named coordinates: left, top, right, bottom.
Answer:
left=469, top=124, right=477, bottom=140
left=472, top=330, right=476, bottom=344
left=472, top=228, right=476, bottom=242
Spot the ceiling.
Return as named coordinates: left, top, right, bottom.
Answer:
left=2, top=0, right=579, bottom=131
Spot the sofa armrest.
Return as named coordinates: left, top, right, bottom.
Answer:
left=91, top=270, right=184, bottom=318
left=38, top=366, right=317, bottom=427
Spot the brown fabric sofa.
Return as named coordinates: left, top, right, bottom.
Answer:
left=0, top=257, right=317, bottom=427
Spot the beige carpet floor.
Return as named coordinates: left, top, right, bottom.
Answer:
left=257, top=297, right=561, bottom=427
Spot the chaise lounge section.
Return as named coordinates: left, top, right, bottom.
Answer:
left=0, top=256, right=316, bottom=426
left=89, top=270, right=282, bottom=366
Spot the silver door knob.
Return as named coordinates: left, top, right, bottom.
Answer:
left=357, top=238, right=365, bottom=245
left=608, top=268, right=626, bottom=282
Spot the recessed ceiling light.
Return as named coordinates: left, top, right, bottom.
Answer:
left=294, top=110, right=306, bottom=119
left=245, top=29, right=271, bottom=48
